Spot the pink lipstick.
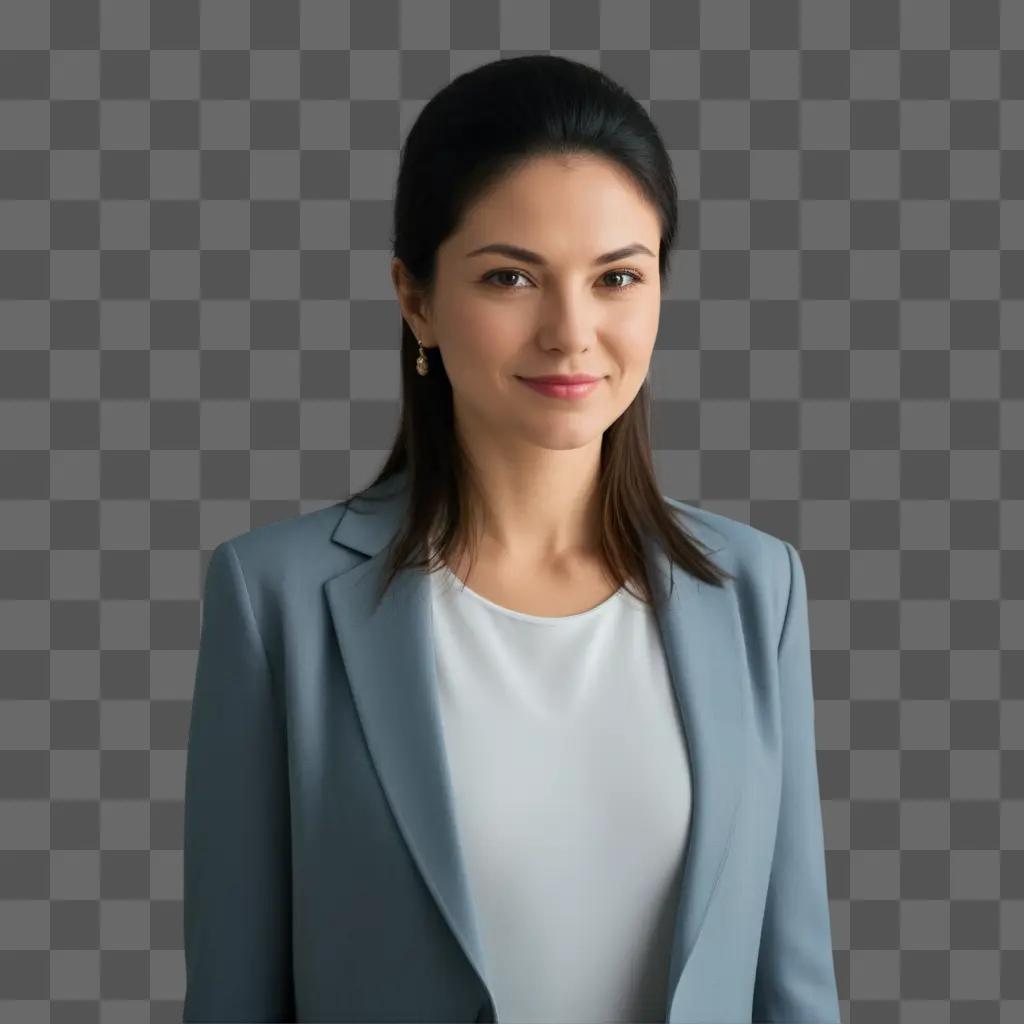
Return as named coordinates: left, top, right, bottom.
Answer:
left=517, top=375, right=604, bottom=399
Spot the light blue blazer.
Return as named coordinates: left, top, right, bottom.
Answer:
left=182, top=468, right=842, bottom=1023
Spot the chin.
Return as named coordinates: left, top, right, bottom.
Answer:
left=523, top=420, right=609, bottom=449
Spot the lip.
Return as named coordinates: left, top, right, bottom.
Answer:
left=521, top=374, right=602, bottom=385
left=517, top=376, right=604, bottom=399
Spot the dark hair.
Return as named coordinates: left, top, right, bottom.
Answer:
left=353, top=54, right=735, bottom=607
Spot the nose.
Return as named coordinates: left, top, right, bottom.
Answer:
left=536, top=290, right=598, bottom=354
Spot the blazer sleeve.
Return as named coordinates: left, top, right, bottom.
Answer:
left=182, top=540, right=295, bottom=1022
left=751, top=540, right=842, bottom=1024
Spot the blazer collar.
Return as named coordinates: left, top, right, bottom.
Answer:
left=324, top=469, right=748, bottom=1023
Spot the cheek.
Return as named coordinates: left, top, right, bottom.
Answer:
left=629, top=297, right=661, bottom=335
left=620, top=311, right=660, bottom=367
left=609, top=317, right=658, bottom=365
left=440, top=305, right=523, bottom=372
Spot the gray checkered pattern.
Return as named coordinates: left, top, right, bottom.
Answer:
left=1, top=1, right=1023, bottom=1022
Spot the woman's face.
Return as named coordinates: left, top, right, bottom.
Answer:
left=394, top=154, right=663, bottom=454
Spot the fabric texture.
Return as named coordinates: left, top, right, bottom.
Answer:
left=181, top=468, right=841, bottom=1023
left=428, top=565, right=691, bottom=1022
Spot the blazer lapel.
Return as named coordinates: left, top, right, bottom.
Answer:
left=324, top=470, right=748, bottom=1023
left=648, top=523, right=751, bottom=1023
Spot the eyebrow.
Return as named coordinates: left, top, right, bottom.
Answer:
left=464, top=242, right=657, bottom=266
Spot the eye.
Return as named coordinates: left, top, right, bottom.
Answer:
left=481, top=267, right=646, bottom=291
left=601, top=268, right=646, bottom=290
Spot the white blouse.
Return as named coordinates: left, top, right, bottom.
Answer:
left=428, top=564, right=694, bottom=1023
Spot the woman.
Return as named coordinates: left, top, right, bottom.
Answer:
left=182, top=55, right=840, bottom=1024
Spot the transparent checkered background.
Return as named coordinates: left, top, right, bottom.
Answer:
left=1, top=1, right=1023, bottom=1022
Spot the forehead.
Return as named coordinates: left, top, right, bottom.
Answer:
left=446, top=155, right=660, bottom=258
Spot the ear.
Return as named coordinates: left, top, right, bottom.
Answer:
left=391, top=257, right=433, bottom=344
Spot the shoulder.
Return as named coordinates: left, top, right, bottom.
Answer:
left=663, top=494, right=795, bottom=630
left=209, top=500, right=357, bottom=600
left=664, top=493, right=789, bottom=565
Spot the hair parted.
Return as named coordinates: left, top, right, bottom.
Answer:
left=350, top=54, right=735, bottom=607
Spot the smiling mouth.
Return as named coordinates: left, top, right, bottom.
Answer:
left=518, top=375, right=603, bottom=385
left=516, top=376, right=604, bottom=399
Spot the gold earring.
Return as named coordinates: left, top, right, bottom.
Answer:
left=415, top=335, right=429, bottom=376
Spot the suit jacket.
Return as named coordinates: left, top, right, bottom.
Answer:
left=182, top=468, right=842, bottom=1023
